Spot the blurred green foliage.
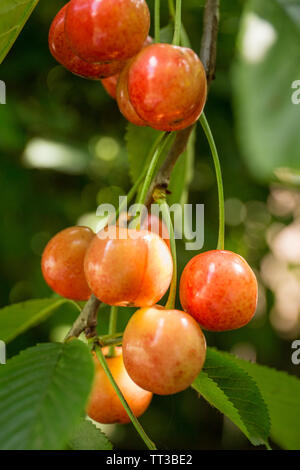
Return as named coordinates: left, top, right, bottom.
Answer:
left=0, top=0, right=299, bottom=450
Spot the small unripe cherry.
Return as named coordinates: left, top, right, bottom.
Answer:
left=101, top=74, right=119, bottom=99
left=87, top=348, right=152, bottom=424
left=49, top=4, right=125, bottom=79
left=127, top=44, right=207, bottom=131
left=65, top=0, right=150, bottom=64
left=84, top=226, right=173, bottom=307
left=179, top=250, right=258, bottom=331
left=123, top=306, right=207, bottom=395
left=41, top=226, right=94, bottom=300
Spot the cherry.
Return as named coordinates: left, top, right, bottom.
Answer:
left=122, top=306, right=207, bottom=395
left=65, top=0, right=150, bottom=64
left=179, top=250, right=258, bottom=331
left=87, top=348, right=152, bottom=424
left=127, top=44, right=207, bottom=131
left=101, top=74, right=119, bottom=99
left=42, top=226, right=94, bottom=300
left=84, top=226, right=173, bottom=307
left=49, top=4, right=125, bottom=79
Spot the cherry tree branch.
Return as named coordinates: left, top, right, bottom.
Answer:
left=144, top=0, right=220, bottom=205
left=65, top=294, right=101, bottom=340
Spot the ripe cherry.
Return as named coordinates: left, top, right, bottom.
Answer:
left=42, top=226, right=94, bottom=300
left=49, top=4, right=125, bottom=79
left=65, top=0, right=150, bottom=64
left=127, top=44, right=207, bottom=131
left=122, top=306, right=207, bottom=395
left=87, top=348, right=152, bottom=424
left=84, top=226, right=173, bottom=307
left=179, top=250, right=258, bottom=331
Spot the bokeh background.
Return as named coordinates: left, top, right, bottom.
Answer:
left=0, top=0, right=300, bottom=450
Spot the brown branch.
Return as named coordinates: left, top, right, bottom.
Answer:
left=65, top=294, right=101, bottom=340
left=144, top=0, right=220, bottom=205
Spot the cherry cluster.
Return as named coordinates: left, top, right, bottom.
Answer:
left=45, top=0, right=258, bottom=426
left=49, top=0, right=207, bottom=131
left=42, top=214, right=258, bottom=424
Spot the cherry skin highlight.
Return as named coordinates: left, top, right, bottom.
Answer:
left=179, top=250, right=258, bottom=331
left=127, top=44, right=207, bottom=131
left=41, top=226, right=94, bottom=300
left=84, top=226, right=173, bottom=307
left=123, top=306, right=207, bottom=395
left=49, top=4, right=125, bottom=79
left=65, top=0, right=150, bottom=64
left=87, top=348, right=152, bottom=424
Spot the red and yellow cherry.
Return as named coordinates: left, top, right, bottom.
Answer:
left=179, top=250, right=258, bottom=331
left=127, top=44, right=207, bottom=131
left=84, top=226, right=173, bottom=307
left=65, top=0, right=150, bottom=64
left=122, top=306, right=207, bottom=395
left=49, top=4, right=125, bottom=79
left=87, top=348, right=152, bottom=424
left=41, top=226, right=94, bottom=300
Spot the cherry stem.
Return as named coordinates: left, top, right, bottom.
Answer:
left=94, top=344, right=157, bottom=450
left=134, top=132, right=173, bottom=227
left=168, top=0, right=190, bottom=48
left=199, top=112, right=225, bottom=250
left=108, top=306, right=118, bottom=357
left=157, top=197, right=177, bottom=310
left=154, top=0, right=160, bottom=43
left=173, top=0, right=182, bottom=46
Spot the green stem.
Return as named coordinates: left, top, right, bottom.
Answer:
left=135, top=132, right=173, bottom=210
left=199, top=112, right=225, bottom=250
left=94, top=345, right=157, bottom=450
left=168, top=0, right=175, bottom=17
left=154, top=0, right=160, bottom=43
left=173, top=0, right=182, bottom=46
left=157, top=198, right=177, bottom=310
left=168, top=0, right=190, bottom=48
left=108, top=306, right=118, bottom=357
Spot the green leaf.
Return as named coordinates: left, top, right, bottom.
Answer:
left=68, top=418, right=113, bottom=450
left=125, top=123, right=161, bottom=183
left=0, top=298, right=78, bottom=343
left=0, top=0, right=40, bottom=65
left=160, top=23, right=174, bottom=43
left=0, top=341, right=94, bottom=450
left=232, top=0, right=300, bottom=181
left=192, top=348, right=270, bottom=446
left=228, top=353, right=300, bottom=450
